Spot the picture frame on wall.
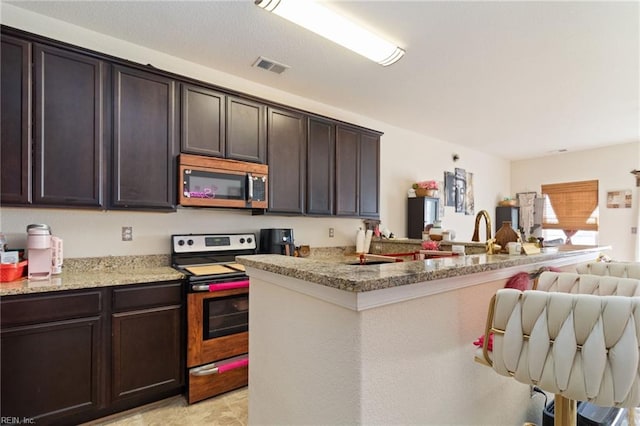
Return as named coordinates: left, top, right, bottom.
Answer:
left=465, top=171, right=474, bottom=215
left=444, top=172, right=456, bottom=207
left=606, top=190, right=632, bottom=208
left=455, top=168, right=466, bottom=213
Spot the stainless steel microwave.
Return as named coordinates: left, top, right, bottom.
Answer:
left=179, top=154, right=268, bottom=209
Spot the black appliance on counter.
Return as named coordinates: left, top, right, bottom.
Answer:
left=171, top=233, right=256, bottom=404
left=259, top=228, right=295, bottom=256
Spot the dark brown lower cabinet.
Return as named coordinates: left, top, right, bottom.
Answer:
left=111, top=282, right=183, bottom=403
left=0, top=281, right=184, bottom=426
left=0, top=290, right=104, bottom=425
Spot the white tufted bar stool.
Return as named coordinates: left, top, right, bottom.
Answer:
left=481, top=289, right=640, bottom=426
left=534, top=271, right=640, bottom=296
left=576, top=262, right=640, bottom=279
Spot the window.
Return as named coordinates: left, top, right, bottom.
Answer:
left=541, top=180, right=599, bottom=245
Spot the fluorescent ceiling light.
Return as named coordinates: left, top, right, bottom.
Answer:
left=255, top=0, right=405, bottom=66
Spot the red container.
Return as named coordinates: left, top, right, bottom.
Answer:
left=0, top=260, right=28, bottom=282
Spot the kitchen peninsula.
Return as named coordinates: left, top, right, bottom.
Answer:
left=237, top=247, right=607, bottom=425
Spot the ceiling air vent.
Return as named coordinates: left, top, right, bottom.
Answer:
left=252, top=56, right=290, bottom=74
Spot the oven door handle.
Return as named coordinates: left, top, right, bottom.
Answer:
left=192, top=280, right=250, bottom=292
left=190, top=357, right=249, bottom=376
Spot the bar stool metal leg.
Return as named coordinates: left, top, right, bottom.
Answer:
left=553, top=395, right=576, bottom=426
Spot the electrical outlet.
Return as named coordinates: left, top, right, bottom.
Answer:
left=329, top=227, right=335, bottom=238
left=122, top=226, right=133, bottom=241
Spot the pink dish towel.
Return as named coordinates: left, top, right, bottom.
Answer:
left=208, top=280, right=250, bottom=291
left=218, top=358, right=249, bottom=374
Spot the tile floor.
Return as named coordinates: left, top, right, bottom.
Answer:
left=82, top=387, right=248, bottom=426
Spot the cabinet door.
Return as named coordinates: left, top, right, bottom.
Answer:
left=1, top=319, right=102, bottom=422
left=226, top=96, right=266, bottom=163
left=112, top=65, right=177, bottom=210
left=335, top=125, right=360, bottom=216
left=111, top=281, right=183, bottom=403
left=1, top=35, right=31, bottom=204
left=359, top=132, right=380, bottom=218
left=267, top=107, right=306, bottom=214
left=33, top=44, right=106, bottom=207
left=1, top=290, right=104, bottom=424
left=307, top=117, right=335, bottom=216
left=181, top=83, right=225, bottom=157
left=112, top=305, right=183, bottom=401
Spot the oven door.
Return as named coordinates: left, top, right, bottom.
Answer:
left=187, top=286, right=249, bottom=368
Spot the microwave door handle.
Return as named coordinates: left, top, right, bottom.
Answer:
left=247, top=173, right=254, bottom=201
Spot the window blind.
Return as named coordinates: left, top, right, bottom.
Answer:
left=541, top=180, right=599, bottom=231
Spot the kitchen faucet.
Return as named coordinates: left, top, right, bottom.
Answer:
left=471, top=210, right=492, bottom=242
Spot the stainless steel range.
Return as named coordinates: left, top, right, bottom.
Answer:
left=171, top=233, right=256, bottom=404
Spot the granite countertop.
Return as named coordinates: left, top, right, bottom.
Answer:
left=236, top=246, right=609, bottom=293
left=0, top=255, right=184, bottom=296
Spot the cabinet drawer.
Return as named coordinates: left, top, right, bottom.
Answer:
left=1, top=290, right=103, bottom=327
left=112, top=281, right=183, bottom=312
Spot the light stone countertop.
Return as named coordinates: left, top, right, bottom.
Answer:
left=0, top=255, right=184, bottom=296
left=236, top=246, right=609, bottom=293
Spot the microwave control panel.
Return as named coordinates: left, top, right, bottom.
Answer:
left=251, top=176, right=266, bottom=202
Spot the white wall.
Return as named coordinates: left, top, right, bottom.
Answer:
left=511, top=141, right=640, bottom=261
left=0, top=4, right=511, bottom=258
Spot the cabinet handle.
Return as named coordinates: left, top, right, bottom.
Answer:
left=192, top=280, right=250, bottom=292
left=190, top=356, right=249, bottom=376
left=190, top=364, right=220, bottom=376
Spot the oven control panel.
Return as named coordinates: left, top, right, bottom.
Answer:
left=172, top=233, right=256, bottom=253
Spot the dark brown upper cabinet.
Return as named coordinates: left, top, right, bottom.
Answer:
left=306, top=117, right=335, bottom=216
left=112, top=65, right=177, bottom=210
left=226, top=96, right=266, bottom=164
left=266, top=107, right=307, bottom=214
left=335, top=125, right=360, bottom=216
left=335, top=125, right=381, bottom=218
left=359, top=132, right=380, bottom=218
left=33, top=44, right=107, bottom=207
left=1, top=35, right=31, bottom=204
left=1, top=39, right=106, bottom=208
left=180, top=83, right=225, bottom=157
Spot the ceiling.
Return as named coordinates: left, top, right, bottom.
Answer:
left=6, top=0, right=639, bottom=160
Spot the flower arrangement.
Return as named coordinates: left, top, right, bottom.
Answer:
left=421, top=240, right=439, bottom=250
left=412, top=180, right=438, bottom=190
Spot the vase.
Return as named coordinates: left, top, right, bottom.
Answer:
left=494, top=221, right=519, bottom=253
left=415, top=188, right=437, bottom=197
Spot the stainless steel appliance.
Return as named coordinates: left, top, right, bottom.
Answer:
left=171, top=233, right=256, bottom=404
left=179, top=154, right=268, bottom=209
left=259, top=228, right=295, bottom=256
